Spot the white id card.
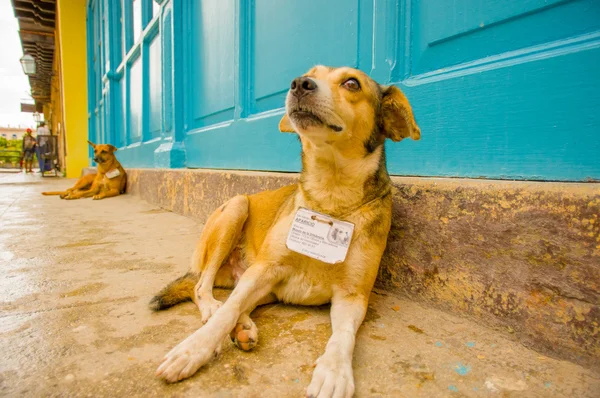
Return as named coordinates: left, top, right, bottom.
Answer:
left=286, top=207, right=355, bottom=264
left=105, top=169, right=120, bottom=179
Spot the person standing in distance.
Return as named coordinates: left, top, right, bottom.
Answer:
left=36, top=121, right=50, bottom=173
left=22, top=128, right=36, bottom=173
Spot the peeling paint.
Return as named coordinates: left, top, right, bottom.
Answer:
left=454, top=363, right=471, bottom=376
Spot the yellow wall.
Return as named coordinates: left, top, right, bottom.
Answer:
left=49, top=28, right=66, bottom=172
left=56, top=0, right=88, bottom=178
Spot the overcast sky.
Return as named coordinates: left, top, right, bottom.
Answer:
left=0, top=0, right=36, bottom=128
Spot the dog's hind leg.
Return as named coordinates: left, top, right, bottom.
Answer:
left=41, top=190, right=67, bottom=196
left=191, top=195, right=249, bottom=324
left=93, top=188, right=120, bottom=200
left=64, top=186, right=100, bottom=200
left=149, top=195, right=249, bottom=319
left=43, top=174, right=96, bottom=197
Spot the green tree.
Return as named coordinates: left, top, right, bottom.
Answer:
left=7, top=139, right=22, bottom=150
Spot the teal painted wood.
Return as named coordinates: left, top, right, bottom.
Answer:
left=390, top=0, right=600, bottom=180
left=129, top=53, right=143, bottom=143
left=87, top=0, right=600, bottom=181
left=161, top=8, right=173, bottom=135
left=85, top=0, right=95, bottom=164
left=148, top=36, right=162, bottom=138
left=186, top=0, right=236, bottom=129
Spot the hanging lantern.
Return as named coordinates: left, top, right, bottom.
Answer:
left=20, top=54, right=36, bottom=75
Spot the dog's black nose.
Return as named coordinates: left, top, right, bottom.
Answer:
left=290, top=77, right=317, bottom=97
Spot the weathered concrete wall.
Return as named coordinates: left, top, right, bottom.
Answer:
left=124, top=168, right=600, bottom=369
left=380, top=179, right=600, bottom=371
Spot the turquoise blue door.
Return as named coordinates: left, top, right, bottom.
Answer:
left=89, top=0, right=600, bottom=181
left=391, top=0, right=600, bottom=180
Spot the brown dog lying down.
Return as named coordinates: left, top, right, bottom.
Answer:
left=42, top=141, right=127, bottom=200
left=150, top=65, right=420, bottom=397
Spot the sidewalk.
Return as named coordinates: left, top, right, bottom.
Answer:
left=0, top=176, right=598, bottom=397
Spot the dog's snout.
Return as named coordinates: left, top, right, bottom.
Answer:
left=93, top=156, right=100, bottom=163
left=290, top=77, right=317, bottom=97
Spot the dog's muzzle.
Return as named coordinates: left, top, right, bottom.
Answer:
left=289, top=77, right=317, bottom=99
left=286, top=76, right=343, bottom=133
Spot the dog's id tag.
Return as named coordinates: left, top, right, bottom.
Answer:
left=286, top=207, right=354, bottom=264
left=105, top=169, right=120, bottom=179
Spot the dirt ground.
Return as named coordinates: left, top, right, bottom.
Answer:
left=1, top=173, right=598, bottom=397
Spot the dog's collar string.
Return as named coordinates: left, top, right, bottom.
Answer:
left=338, top=187, right=391, bottom=219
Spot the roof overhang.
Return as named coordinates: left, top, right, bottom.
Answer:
left=11, top=0, right=57, bottom=107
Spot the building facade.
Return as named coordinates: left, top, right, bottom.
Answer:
left=12, top=0, right=89, bottom=177
left=87, top=0, right=600, bottom=181
left=0, top=127, right=27, bottom=141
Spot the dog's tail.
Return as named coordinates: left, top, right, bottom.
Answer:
left=41, top=191, right=64, bottom=196
left=149, top=272, right=199, bottom=311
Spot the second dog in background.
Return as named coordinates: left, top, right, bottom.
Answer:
left=42, top=141, right=127, bottom=200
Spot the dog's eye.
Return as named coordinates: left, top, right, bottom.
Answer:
left=342, top=78, right=360, bottom=91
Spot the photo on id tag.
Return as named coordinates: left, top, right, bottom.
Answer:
left=327, top=223, right=352, bottom=247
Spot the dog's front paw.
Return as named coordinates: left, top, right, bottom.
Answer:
left=306, top=353, right=354, bottom=398
left=92, top=194, right=103, bottom=200
left=156, top=330, right=222, bottom=383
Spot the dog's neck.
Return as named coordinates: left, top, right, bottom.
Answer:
left=298, top=138, right=391, bottom=217
left=97, top=158, right=120, bottom=174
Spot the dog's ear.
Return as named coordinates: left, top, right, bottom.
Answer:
left=107, top=145, right=117, bottom=153
left=87, top=140, right=96, bottom=148
left=278, top=114, right=295, bottom=133
left=380, top=85, right=420, bottom=142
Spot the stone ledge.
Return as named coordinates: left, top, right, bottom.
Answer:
left=123, top=168, right=600, bottom=369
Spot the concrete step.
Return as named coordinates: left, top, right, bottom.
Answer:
left=0, top=176, right=598, bottom=397
left=124, top=168, right=600, bottom=371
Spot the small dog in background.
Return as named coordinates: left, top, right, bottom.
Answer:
left=42, top=141, right=127, bottom=200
